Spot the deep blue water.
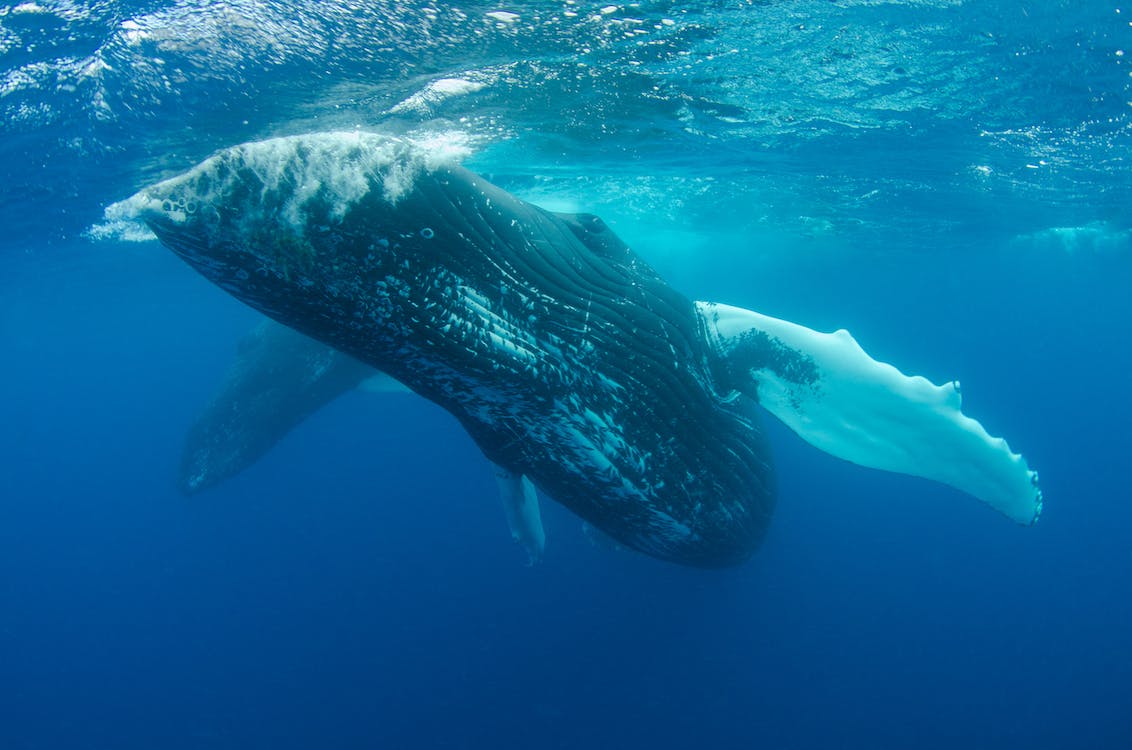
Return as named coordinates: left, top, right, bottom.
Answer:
left=2, top=1, right=1131, bottom=748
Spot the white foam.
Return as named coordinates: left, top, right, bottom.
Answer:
left=84, top=214, right=157, bottom=243
left=388, top=77, right=487, bottom=116
left=485, top=11, right=520, bottom=23
left=1012, top=222, right=1131, bottom=255
left=97, top=131, right=473, bottom=236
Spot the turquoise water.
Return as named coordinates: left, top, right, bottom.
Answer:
left=2, top=2, right=1130, bottom=748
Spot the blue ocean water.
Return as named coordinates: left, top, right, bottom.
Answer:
left=2, top=1, right=1130, bottom=748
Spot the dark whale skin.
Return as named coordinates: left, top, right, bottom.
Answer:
left=137, top=136, right=775, bottom=567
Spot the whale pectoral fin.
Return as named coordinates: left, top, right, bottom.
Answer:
left=491, top=464, right=546, bottom=565
left=698, top=301, right=1043, bottom=525
left=180, top=320, right=377, bottom=494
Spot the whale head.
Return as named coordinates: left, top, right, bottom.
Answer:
left=124, top=132, right=470, bottom=334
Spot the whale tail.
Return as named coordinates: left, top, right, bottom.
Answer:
left=697, top=301, right=1042, bottom=525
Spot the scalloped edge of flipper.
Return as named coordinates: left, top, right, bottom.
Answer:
left=698, top=301, right=1042, bottom=525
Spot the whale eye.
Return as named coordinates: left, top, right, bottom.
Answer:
left=420, top=227, right=435, bottom=240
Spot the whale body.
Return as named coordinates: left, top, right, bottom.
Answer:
left=117, top=132, right=1041, bottom=567
left=129, top=133, right=777, bottom=566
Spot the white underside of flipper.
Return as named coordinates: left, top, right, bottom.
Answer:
left=491, top=464, right=546, bottom=564
left=698, top=301, right=1042, bottom=525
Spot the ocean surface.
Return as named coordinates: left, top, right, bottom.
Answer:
left=2, top=1, right=1130, bottom=748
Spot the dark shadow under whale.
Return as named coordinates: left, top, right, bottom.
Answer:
left=115, top=132, right=1042, bottom=568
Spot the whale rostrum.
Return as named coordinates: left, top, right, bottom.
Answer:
left=113, top=132, right=1041, bottom=567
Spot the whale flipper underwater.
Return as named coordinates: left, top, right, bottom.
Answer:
left=179, top=319, right=376, bottom=495
left=115, top=131, right=1041, bottom=567
left=181, top=316, right=548, bottom=561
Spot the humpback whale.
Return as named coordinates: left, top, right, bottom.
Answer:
left=113, top=132, right=1042, bottom=567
